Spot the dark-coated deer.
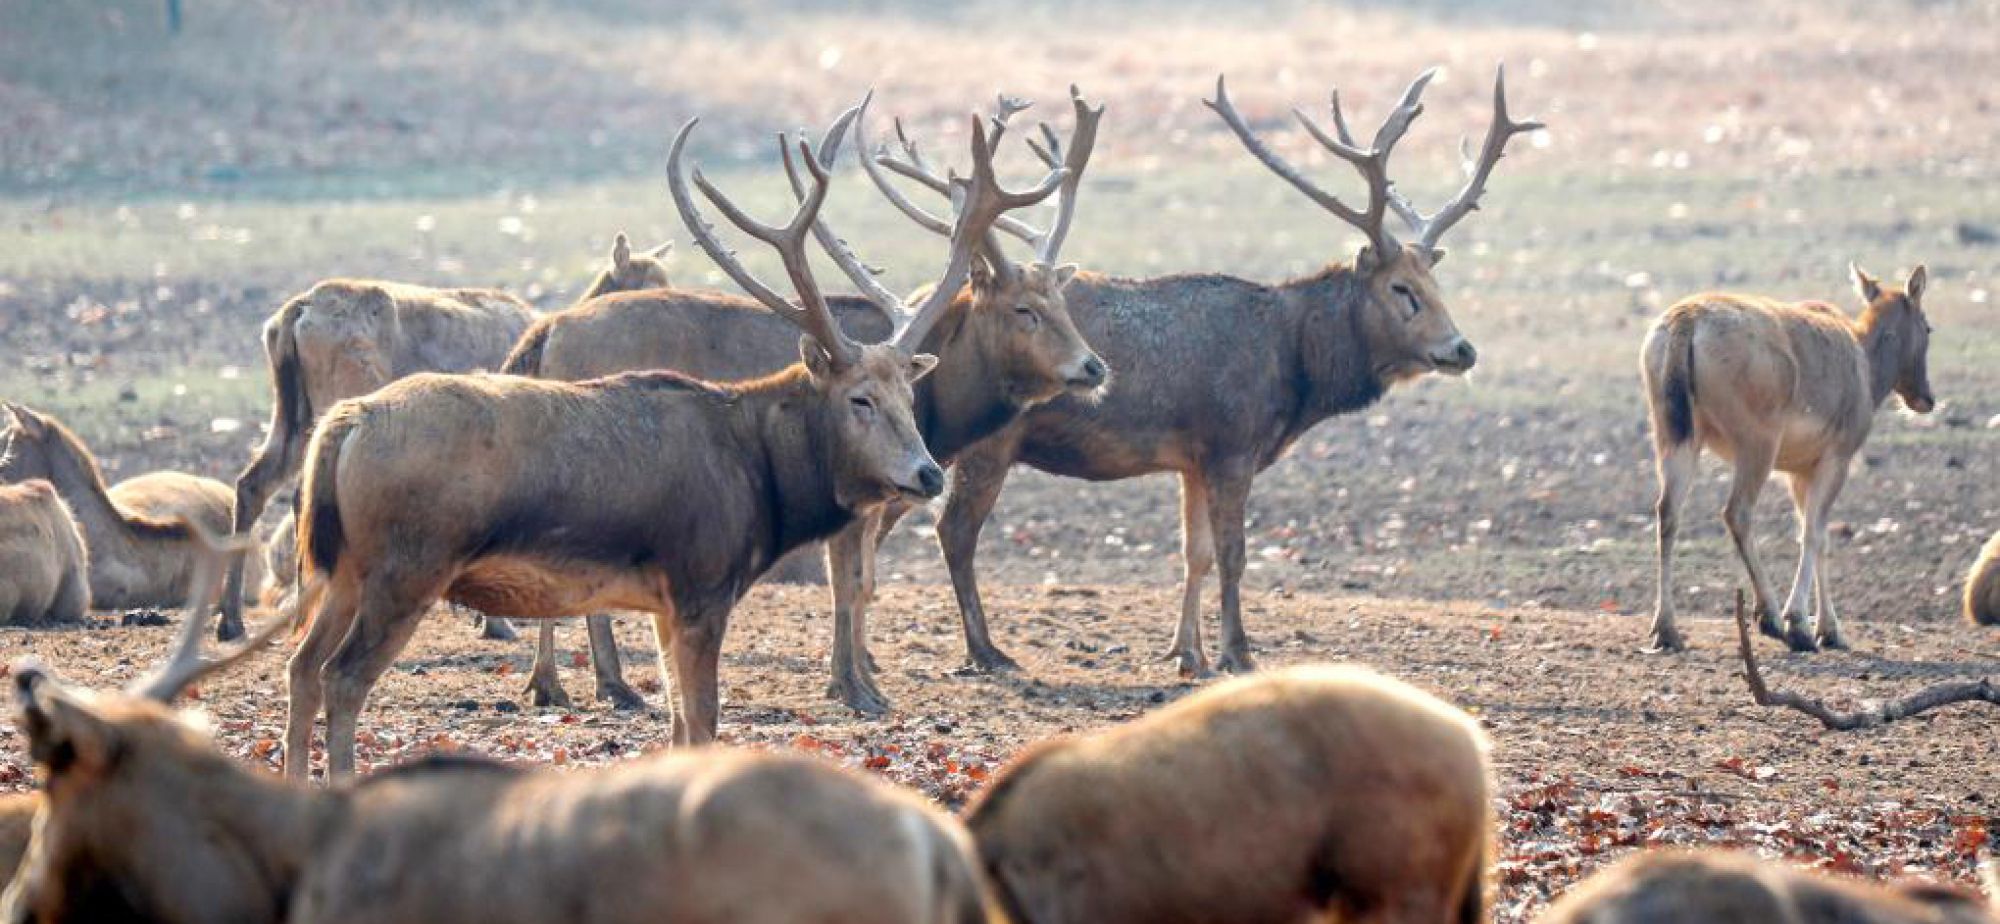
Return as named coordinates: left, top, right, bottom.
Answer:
left=1643, top=264, right=1936, bottom=652
left=508, top=91, right=1098, bottom=714
left=866, top=67, right=1539, bottom=675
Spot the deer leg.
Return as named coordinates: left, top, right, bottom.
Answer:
left=1163, top=472, right=1214, bottom=678
left=222, top=431, right=300, bottom=640
left=475, top=611, right=517, bottom=641
left=283, top=575, right=355, bottom=781
left=322, top=578, right=437, bottom=780
left=583, top=615, right=642, bottom=709
left=662, top=599, right=727, bottom=747
left=827, top=517, right=890, bottom=715
left=938, top=441, right=1020, bottom=673
left=1648, top=439, right=1699, bottom=652
left=862, top=502, right=911, bottom=675
left=1208, top=470, right=1257, bottom=674
left=1804, top=457, right=1852, bottom=650
left=1720, top=445, right=1789, bottom=647
left=523, top=619, right=573, bottom=709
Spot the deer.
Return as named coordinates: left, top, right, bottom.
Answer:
left=963, top=664, right=1493, bottom=923
left=0, top=480, right=88, bottom=626
left=1643, top=263, right=1936, bottom=653
left=0, top=794, right=33, bottom=887
left=863, top=67, right=1540, bottom=676
left=0, top=525, right=997, bottom=924
left=506, top=90, right=1102, bottom=714
left=0, top=402, right=264, bottom=613
left=217, top=233, right=672, bottom=641
left=281, top=108, right=1054, bottom=778
left=1540, top=850, right=1997, bottom=924
left=1966, top=530, right=1998, bottom=627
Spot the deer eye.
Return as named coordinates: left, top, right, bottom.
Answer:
left=1390, top=283, right=1421, bottom=317
left=1013, top=306, right=1041, bottom=329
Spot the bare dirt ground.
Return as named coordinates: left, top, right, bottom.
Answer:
left=2, top=0, right=1998, bottom=919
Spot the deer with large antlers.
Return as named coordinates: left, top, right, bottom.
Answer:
left=0, top=529, right=997, bottom=924
left=505, top=91, right=1096, bottom=713
left=864, top=67, right=1540, bottom=675
left=280, top=109, right=1024, bottom=776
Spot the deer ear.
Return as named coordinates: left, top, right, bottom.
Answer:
left=906, top=352, right=939, bottom=383
left=649, top=240, right=673, bottom=260
left=1850, top=262, right=1882, bottom=302
left=1052, top=264, right=1079, bottom=289
left=1905, top=264, right=1928, bottom=301
left=1424, top=246, right=1447, bottom=267
left=970, top=254, right=995, bottom=289
left=1355, top=245, right=1381, bottom=273
left=611, top=233, right=632, bottom=270
left=14, top=662, right=113, bottom=776
left=4, top=404, right=45, bottom=438
left=799, top=335, right=835, bottom=380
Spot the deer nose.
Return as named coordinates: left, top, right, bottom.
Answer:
left=915, top=463, right=946, bottom=498
left=1454, top=340, right=1478, bottom=368
left=1071, top=355, right=1109, bottom=389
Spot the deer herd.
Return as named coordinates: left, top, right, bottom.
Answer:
left=0, top=63, right=1991, bottom=924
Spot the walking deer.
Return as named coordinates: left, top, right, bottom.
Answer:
left=0, top=526, right=995, bottom=924
left=1540, top=850, right=1995, bottom=924
left=965, top=664, right=1493, bottom=923
left=0, top=480, right=88, bottom=626
left=1, top=402, right=263, bottom=612
left=1966, top=530, right=1998, bottom=627
left=219, top=234, right=670, bottom=639
left=507, top=90, right=1099, bottom=713
left=864, top=67, right=1539, bottom=675
left=1643, top=264, right=1936, bottom=652
left=282, top=110, right=1049, bottom=776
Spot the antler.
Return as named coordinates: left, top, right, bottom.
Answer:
left=780, top=95, right=906, bottom=315
left=855, top=94, right=1066, bottom=256
left=127, top=517, right=286, bottom=702
left=1019, top=85, right=1104, bottom=266
left=1391, top=64, right=1544, bottom=253
left=667, top=117, right=863, bottom=370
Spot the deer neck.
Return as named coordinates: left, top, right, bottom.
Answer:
left=1285, top=266, right=1387, bottom=427
left=33, top=434, right=152, bottom=563
left=1855, top=316, right=1902, bottom=409
left=911, top=298, right=1017, bottom=463
left=741, top=370, right=854, bottom=559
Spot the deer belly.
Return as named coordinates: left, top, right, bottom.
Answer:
left=1773, top=413, right=1841, bottom=471
left=447, top=555, right=665, bottom=617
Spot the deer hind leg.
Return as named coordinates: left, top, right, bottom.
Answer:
left=1799, top=457, right=1852, bottom=650
left=1207, top=468, right=1257, bottom=674
left=523, top=620, right=574, bottom=709
left=1721, top=442, right=1788, bottom=646
left=283, top=574, right=354, bottom=781
left=937, top=441, right=1020, bottom=673
left=583, top=614, right=641, bottom=709
left=322, top=576, right=438, bottom=779
left=1649, top=438, right=1700, bottom=652
left=1165, top=471, right=1215, bottom=678
left=827, top=516, right=890, bottom=715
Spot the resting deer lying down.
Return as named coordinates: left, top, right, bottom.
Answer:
left=1966, top=530, right=1999, bottom=628
left=1643, top=263, right=1936, bottom=652
left=0, top=480, right=88, bottom=626
left=1, top=402, right=262, bottom=612
left=965, top=664, right=1492, bottom=923
left=1540, top=850, right=1996, bottom=924
left=0, top=539, right=996, bottom=924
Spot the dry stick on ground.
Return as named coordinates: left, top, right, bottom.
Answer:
left=1733, top=590, right=2000, bottom=729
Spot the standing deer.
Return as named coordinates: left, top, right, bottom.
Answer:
left=509, top=90, right=1100, bottom=714
left=282, top=110, right=1049, bottom=777
left=864, top=67, right=1539, bottom=675
left=0, top=527, right=995, bottom=924
left=1964, top=530, right=1998, bottom=627
left=0, top=402, right=263, bottom=612
left=0, top=480, right=88, bottom=626
left=1540, top=850, right=1995, bottom=924
left=1643, top=264, right=1936, bottom=652
left=964, top=665, right=1493, bottom=923
left=218, top=234, right=671, bottom=640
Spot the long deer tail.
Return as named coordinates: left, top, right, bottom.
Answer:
left=499, top=320, right=549, bottom=377
left=1656, top=317, right=1698, bottom=445
left=297, top=404, right=361, bottom=582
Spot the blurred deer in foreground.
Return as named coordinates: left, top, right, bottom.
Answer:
left=0, top=528, right=994, bottom=924
left=1966, top=530, right=1999, bottom=627
left=0, top=480, right=88, bottom=626
left=1, top=403, right=262, bottom=612
left=868, top=67, right=1539, bottom=676
left=281, top=109, right=1044, bottom=776
left=965, top=665, right=1492, bottom=923
left=1643, top=264, right=1936, bottom=653
left=218, top=235, right=670, bottom=641
left=508, top=90, right=1097, bottom=713
left=1540, top=850, right=1995, bottom=924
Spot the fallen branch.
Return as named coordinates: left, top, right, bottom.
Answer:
left=1733, top=591, right=2000, bottom=730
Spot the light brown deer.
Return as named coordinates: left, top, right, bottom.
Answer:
left=219, top=233, right=670, bottom=639
left=864, top=67, right=1539, bottom=676
left=0, top=481, right=87, bottom=626
left=0, top=528, right=996, bottom=924
left=1540, top=850, right=1996, bottom=924
left=0, top=402, right=263, bottom=612
left=1643, top=264, right=1936, bottom=653
left=282, top=110, right=1047, bottom=777
left=508, top=91, right=1099, bottom=714
left=1966, top=530, right=1999, bottom=627
left=0, top=794, right=34, bottom=887
left=964, top=664, right=1492, bottom=923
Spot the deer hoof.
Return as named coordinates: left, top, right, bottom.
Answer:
left=1816, top=628, right=1851, bottom=651
left=596, top=680, right=647, bottom=711
left=1755, top=612, right=1787, bottom=642
left=963, top=645, right=1021, bottom=674
left=524, top=674, right=573, bottom=710
left=478, top=616, right=519, bottom=642
left=1162, top=646, right=1212, bottom=680
left=828, top=673, right=891, bottom=716
left=214, top=613, right=245, bottom=642
left=1784, top=625, right=1820, bottom=653
left=1216, top=648, right=1257, bottom=675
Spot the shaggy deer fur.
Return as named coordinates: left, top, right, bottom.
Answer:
left=0, top=481, right=88, bottom=626
left=1, top=402, right=261, bottom=611
left=965, top=664, right=1492, bottom=923
left=1541, top=850, right=1995, bottom=924
left=1966, top=530, right=1999, bottom=627
left=1643, top=264, right=1936, bottom=652
left=508, top=92, right=1099, bottom=714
